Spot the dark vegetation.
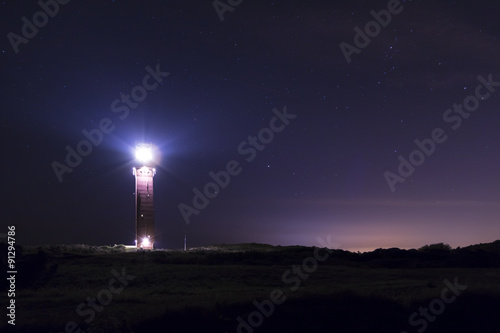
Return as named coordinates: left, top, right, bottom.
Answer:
left=1, top=241, right=500, bottom=332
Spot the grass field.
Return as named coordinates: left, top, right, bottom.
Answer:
left=2, top=243, right=500, bottom=332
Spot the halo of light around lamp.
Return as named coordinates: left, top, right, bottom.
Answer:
left=135, top=144, right=153, bottom=164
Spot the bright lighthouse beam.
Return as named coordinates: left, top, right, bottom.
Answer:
left=135, top=144, right=153, bottom=164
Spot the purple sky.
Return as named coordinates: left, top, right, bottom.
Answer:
left=2, top=0, right=500, bottom=251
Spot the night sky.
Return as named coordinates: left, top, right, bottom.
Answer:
left=2, top=0, right=500, bottom=252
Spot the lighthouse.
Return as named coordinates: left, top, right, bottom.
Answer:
left=133, top=143, right=155, bottom=249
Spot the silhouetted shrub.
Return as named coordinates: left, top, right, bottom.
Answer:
left=419, top=243, right=452, bottom=252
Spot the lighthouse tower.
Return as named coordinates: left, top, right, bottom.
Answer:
left=133, top=144, right=155, bottom=249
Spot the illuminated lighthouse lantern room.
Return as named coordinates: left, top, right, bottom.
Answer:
left=133, top=144, right=156, bottom=249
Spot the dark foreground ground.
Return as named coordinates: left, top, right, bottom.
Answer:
left=1, top=242, right=500, bottom=333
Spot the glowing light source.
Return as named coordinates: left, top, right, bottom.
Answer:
left=135, top=144, right=153, bottom=164
left=141, top=237, right=151, bottom=247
